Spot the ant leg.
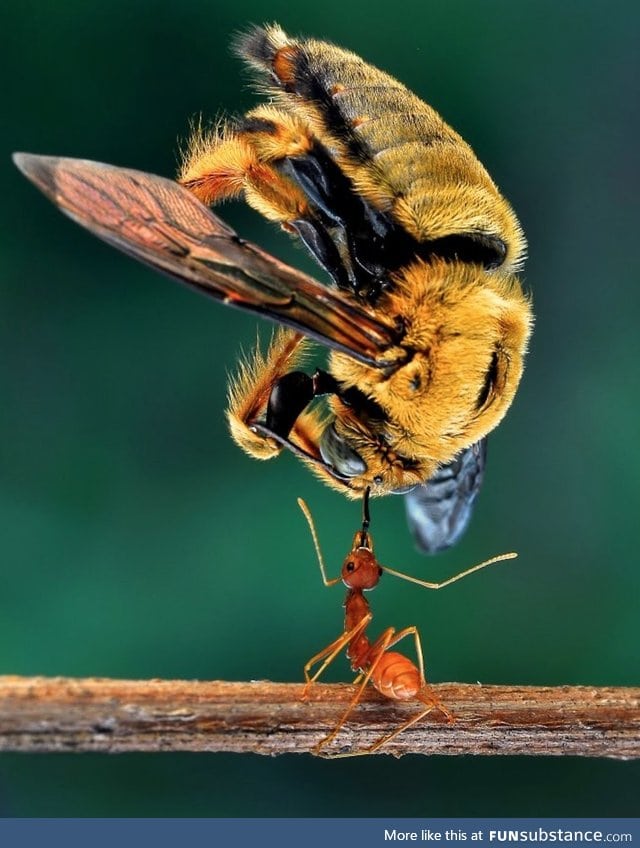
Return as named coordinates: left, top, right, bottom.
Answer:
left=314, top=627, right=396, bottom=756
left=330, top=697, right=441, bottom=759
left=329, top=631, right=451, bottom=758
left=378, top=625, right=453, bottom=723
left=303, top=614, right=372, bottom=695
left=348, top=626, right=450, bottom=756
left=365, top=689, right=452, bottom=756
left=382, top=625, right=427, bottom=685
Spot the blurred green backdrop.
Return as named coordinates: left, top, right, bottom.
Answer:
left=1, top=0, right=639, bottom=818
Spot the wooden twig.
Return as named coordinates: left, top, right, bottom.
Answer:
left=0, top=676, right=638, bottom=758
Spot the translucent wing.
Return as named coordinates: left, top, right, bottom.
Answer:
left=13, top=153, right=399, bottom=367
left=404, top=439, right=487, bottom=554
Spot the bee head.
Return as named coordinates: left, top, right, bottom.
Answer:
left=387, top=260, right=532, bottom=457
left=326, top=259, right=532, bottom=486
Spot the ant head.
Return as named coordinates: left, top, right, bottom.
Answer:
left=341, top=539, right=383, bottom=591
left=340, top=487, right=382, bottom=590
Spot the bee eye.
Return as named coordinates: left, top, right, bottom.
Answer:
left=476, top=349, right=500, bottom=410
left=319, top=424, right=367, bottom=477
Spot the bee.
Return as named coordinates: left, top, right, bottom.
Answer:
left=14, top=24, right=532, bottom=553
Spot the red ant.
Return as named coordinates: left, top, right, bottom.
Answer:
left=298, top=489, right=516, bottom=757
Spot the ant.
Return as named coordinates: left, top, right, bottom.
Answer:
left=297, top=489, right=516, bottom=757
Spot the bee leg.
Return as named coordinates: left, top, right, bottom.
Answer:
left=259, top=369, right=370, bottom=488
left=265, top=368, right=338, bottom=440
left=281, top=144, right=416, bottom=301
left=180, top=110, right=356, bottom=291
left=183, top=108, right=411, bottom=304
left=236, top=109, right=361, bottom=291
left=226, top=329, right=354, bottom=490
left=284, top=217, right=353, bottom=291
left=179, top=114, right=312, bottom=223
left=226, top=328, right=309, bottom=459
left=283, top=147, right=383, bottom=297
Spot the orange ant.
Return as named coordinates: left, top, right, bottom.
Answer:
left=297, top=489, right=516, bottom=757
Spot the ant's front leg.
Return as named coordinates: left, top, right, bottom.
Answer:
left=314, top=626, right=398, bottom=756
left=302, top=615, right=372, bottom=698
left=369, top=625, right=453, bottom=727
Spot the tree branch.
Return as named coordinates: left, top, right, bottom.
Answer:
left=0, top=676, right=638, bottom=758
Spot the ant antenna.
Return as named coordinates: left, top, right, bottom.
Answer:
left=297, top=498, right=341, bottom=587
left=359, top=487, right=371, bottom=546
left=381, top=551, right=518, bottom=590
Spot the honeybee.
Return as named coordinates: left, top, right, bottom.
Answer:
left=14, top=25, right=532, bottom=553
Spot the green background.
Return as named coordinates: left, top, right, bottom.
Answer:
left=2, top=0, right=639, bottom=817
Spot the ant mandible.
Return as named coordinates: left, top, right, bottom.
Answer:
left=297, top=489, right=516, bottom=757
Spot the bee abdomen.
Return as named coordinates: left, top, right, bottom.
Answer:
left=237, top=25, right=525, bottom=267
left=236, top=25, right=458, bottom=162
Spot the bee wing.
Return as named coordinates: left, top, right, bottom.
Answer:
left=13, top=154, right=399, bottom=367
left=404, top=438, right=487, bottom=554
